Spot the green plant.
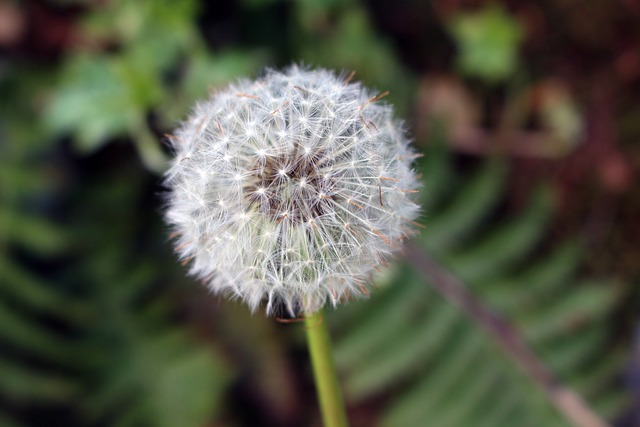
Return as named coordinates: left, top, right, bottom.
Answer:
left=44, top=0, right=263, bottom=173
left=448, top=4, right=523, bottom=83
left=330, top=140, right=625, bottom=426
left=291, top=0, right=415, bottom=117
left=0, top=68, right=232, bottom=427
left=0, top=71, right=79, bottom=427
left=68, top=161, right=233, bottom=427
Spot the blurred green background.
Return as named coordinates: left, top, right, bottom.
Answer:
left=1, top=0, right=639, bottom=426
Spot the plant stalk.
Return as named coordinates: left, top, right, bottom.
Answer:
left=404, top=242, right=611, bottom=427
left=304, top=310, right=350, bottom=427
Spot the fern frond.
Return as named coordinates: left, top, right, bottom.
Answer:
left=332, top=144, right=625, bottom=426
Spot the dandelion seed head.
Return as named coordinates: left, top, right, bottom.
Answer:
left=164, top=65, right=420, bottom=315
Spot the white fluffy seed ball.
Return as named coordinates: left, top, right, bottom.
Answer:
left=164, top=65, right=420, bottom=315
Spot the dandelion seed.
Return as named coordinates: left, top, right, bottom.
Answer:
left=164, top=65, right=420, bottom=315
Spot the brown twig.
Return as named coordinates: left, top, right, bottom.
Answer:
left=404, top=242, right=611, bottom=427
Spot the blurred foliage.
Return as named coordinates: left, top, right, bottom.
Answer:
left=448, top=4, right=523, bottom=83
left=0, top=70, right=78, bottom=427
left=67, top=156, right=232, bottom=427
left=291, top=0, right=415, bottom=115
left=1, top=0, right=636, bottom=426
left=1, top=68, right=232, bottom=426
left=44, top=0, right=263, bottom=172
left=331, top=139, right=625, bottom=426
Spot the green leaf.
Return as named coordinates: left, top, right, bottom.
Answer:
left=380, top=329, right=485, bottom=427
left=0, top=261, right=90, bottom=324
left=449, top=5, right=523, bottom=82
left=479, top=242, right=582, bottom=312
left=445, top=186, right=552, bottom=284
left=45, top=55, right=147, bottom=152
left=423, top=159, right=506, bottom=251
left=149, top=347, right=231, bottom=427
left=0, top=209, right=68, bottom=254
left=183, top=51, right=265, bottom=104
left=81, top=0, right=198, bottom=60
left=344, top=301, right=459, bottom=399
left=518, top=283, right=619, bottom=344
left=0, top=299, right=76, bottom=361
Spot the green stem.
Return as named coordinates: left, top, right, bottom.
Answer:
left=304, top=310, right=350, bottom=427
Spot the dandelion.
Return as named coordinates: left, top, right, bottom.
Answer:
left=164, top=65, right=420, bottom=316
